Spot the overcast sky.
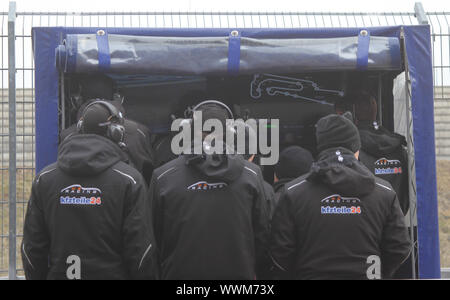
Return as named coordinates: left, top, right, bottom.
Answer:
left=0, top=0, right=448, bottom=13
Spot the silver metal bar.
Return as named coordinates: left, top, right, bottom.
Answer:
left=3, top=11, right=414, bottom=16
left=378, top=73, right=383, bottom=125
left=60, top=71, right=65, bottom=131
left=8, top=1, right=17, bottom=281
left=414, top=2, right=429, bottom=25
left=401, top=27, right=418, bottom=279
left=1, top=12, right=5, bottom=275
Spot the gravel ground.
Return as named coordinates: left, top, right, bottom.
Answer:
left=437, top=160, right=450, bottom=268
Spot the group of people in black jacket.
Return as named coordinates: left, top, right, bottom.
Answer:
left=21, top=79, right=412, bottom=280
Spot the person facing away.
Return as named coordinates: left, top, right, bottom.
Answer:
left=352, top=91, right=416, bottom=279
left=59, top=74, right=155, bottom=184
left=352, top=90, right=410, bottom=216
left=149, top=100, right=271, bottom=280
left=22, top=101, right=157, bottom=280
left=273, top=145, right=313, bottom=208
left=270, top=112, right=411, bottom=280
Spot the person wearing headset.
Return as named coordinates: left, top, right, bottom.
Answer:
left=61, top=97, right=156, bottom=185
left=149, top=100, right=271, bottom=279
left=60, top=74, right=155, bottom=184
left=21, top=101, right=157, bottom=280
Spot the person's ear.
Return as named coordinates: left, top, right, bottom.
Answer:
left=354, top=150, right=360, bottom=160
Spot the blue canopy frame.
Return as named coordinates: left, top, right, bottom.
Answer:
left=32, top=25, right=440, bottom=279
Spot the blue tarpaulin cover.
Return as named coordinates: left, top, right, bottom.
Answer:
left=32, top=25, right=440, bottom=279
left=57, top=33, right=401, bottom=74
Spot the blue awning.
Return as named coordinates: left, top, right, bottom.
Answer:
left=56, top=30, right=401, bottom=75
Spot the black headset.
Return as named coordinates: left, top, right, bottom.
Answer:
left=193, top=100, right=236, bottom=134
left=178, top=100, right=236, bottom=153
left=77, top=99, right=126, bottom=146
left=180, top=100, right=235, bottom=131
left=192, top=100, right=234, bottom=119
left=185, top=99, right=234, bottom=119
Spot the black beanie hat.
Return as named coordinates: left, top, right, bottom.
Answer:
left=275, top=146, right=314, bottom=180
left=81, top=103, right=111, bottom=136
left=316, top=112, right=361, bottom=153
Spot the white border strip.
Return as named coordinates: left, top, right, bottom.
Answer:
left=113, top=169, right=137, bottom=184
left=287, top=180, right=306, bottom=191
left=157, top=167, right=175, bottom=180
left=244, top=166, right=257, bottom=176
left=376, top=182, right=392, bottom=191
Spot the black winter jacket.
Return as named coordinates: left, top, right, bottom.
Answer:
left=273, top=177, right=294, bottom=209
left=358, top=122, right=409, bottom=215
left=270, top=147, right=411, bottom=280
left=263, top=181, right=275, bottom=218
left=22, top=134, right=157, bottom=280
left=150, top=153, right=271, bottom=280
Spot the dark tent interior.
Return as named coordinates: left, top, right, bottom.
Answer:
left=61, top=70, right=401, bottom=183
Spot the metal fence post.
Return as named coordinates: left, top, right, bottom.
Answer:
left=8, top=1, right=17, bottom=281
left=414, top=2, right=429, bottom=25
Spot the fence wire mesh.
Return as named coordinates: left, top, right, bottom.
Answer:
left=0, top=6, right=449, bottom=278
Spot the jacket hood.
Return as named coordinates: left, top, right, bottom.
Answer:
left=358, top=123, right=405, bottom=157
left=57, top=134, right=128, bottom=176
left=307, top=147, right=375, bottom=197
left=184, top=152, right=245, bottom=183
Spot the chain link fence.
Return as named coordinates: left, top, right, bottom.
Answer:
left=1, top=2, right=449, bottom=279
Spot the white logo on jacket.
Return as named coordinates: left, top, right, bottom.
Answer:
left=320, top=194, right=362, bottom=215
left=374, top=158, right=403, bottom=175
left=374, top=158, right=401, bottom=166
left=187, top=181, right=227, bottom=191
left=320, top=194, right=360, bottom=204
left=61, top=184, right=101, bottom=194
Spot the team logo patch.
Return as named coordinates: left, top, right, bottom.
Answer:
left=187, top=181, right=227, bottom=191
left=374, top=158, right=402, bottom=175
left=320, top=194, right=361, bottom=215
left=60, top=184, right=102, bottom=205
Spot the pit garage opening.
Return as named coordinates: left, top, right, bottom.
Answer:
left=32, top=25, right=440, bottom=278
